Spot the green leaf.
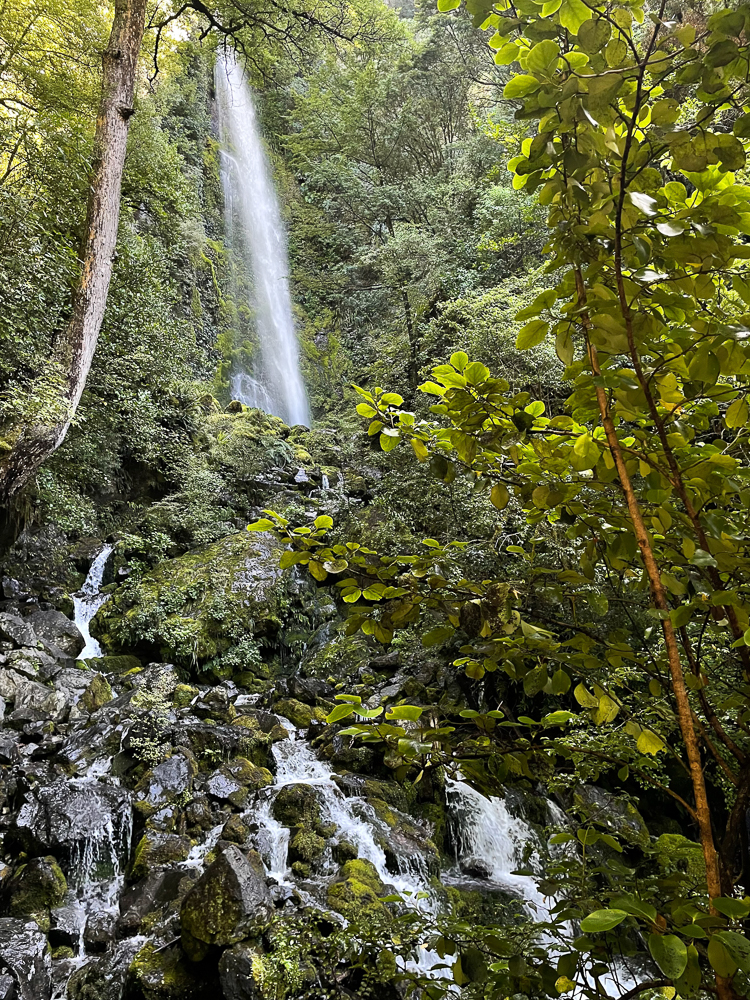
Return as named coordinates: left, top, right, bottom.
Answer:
left=422, top=625, right=455, bottom=647
left=490, top=483, right=510, bottom=510
left=437, top=0, right=460, bottom=10
left=516, top=319, right=548, bottom=349
left=574, top=684, right=599, bottom=709
left=712, top=898, right=750, bottom=920
left=542, top=710, right=574, bottom=726
left=380, top=432, right=400, bottom=453
left=503, top=75, right=541, bottom=99
left=708, top=936, right=738, bottom=978
left=386, top=705, right=424, bottom=721
left=558, top=0, right=592, bottom=34
left=315, top=515, right=334, bottom=529
left=580, top=909, right=628, bottom=933
left=247, top=519, right=275, bottom=531
left=725, top=396, right=749, bottom=429
left=648, top=934, right=688, bottom=980
left=326, top=704, right=356, bottom=723
left=714, top=931, right=750, bottom=972
left=637, top=729, right=666, bottom=755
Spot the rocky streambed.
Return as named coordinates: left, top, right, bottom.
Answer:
left=0, top=542, right=571, bottom=1000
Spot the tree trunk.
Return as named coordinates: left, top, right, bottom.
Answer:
left=0, top=0, right=147, bottom=501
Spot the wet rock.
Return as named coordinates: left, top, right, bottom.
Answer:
left=5, top=676, right=67, bottom=721
left=0, top=917, right=51, bottom=1000
left=327, top=859, right=389, bottom=921
left=218, top=943, right=265, bottom=1000
left=206, top=759, right=272, bottom=807
left=80, top=674, right=112, bottom=713
left=0, top=614, right=36, bottom=649
left=0, top=735, right=19, bottom=766
left=11, top=778, right=132, bottom=870
left=272, top=783, right=320, bottom=828
left=137, top=754, right=195, bottom=811
left=221, top=815, right=249, bottom=845
left=1, top=579, right=27, bottom=601
left=49, top=902, right=86, bottom=949
left=84, top=654, right=142, bottom=675
left=130, top=832, right=191, bottom=880
left=128, top=941, right=212, bottom=999
left=118, top=868, right=188, bottom=934
left=176, top=721, right=275, bottom=770
left=6, top=648, right=58, bottom=681
left=332, top=840, right=358, bottom=863
left=3, top=856, right=67, bottom=924
left=180, top=845, right=272, bottom=961
left=184, top=795, right=214, bottom=833
left=173, top=684, right=199, bottom=709
left=460, top=856, right=493, bottom=880
left=26, top=611, right=84, bottom=658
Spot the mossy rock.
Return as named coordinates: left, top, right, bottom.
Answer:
left=446, top=883, right=520, bottom=926
left=173, top=684, right=199, bottom=709
left=656, top=834, right=706, bottom=882
left=226, top=757, right=273, bottom=790
left=272, top=783, right=321, bottom=828
left=222, top=815, right=249, bottom=845
left=81, top=673, right=112, bottom=713
left=5, top=855, right=67, bottom=920
left=273, top=698, right=326, bottom=730
left=326, top=859, right=390, bottom=921
left=129, top=832, right=191, bottom=880
left=289, top=827, right=326, bottom=865
left=85, top=654, right=142, bottom=674
left=128, top=941, right=209, bottom=999
left=91, top=531, right=285, bottom=669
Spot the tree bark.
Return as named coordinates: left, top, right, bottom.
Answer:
left=0, top=0, right=147, bottom=501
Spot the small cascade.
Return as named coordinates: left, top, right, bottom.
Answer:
left=216, top=54, right=310, bottom=427
left=252, top=724, right=433, bottom=905
left=446, top=778, right=552, bottom=919
left=72, top=544, right=114, bottom=659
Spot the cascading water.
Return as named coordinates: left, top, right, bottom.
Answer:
left=215, top=55, right=310, bottom=427
left=72, top=544, right=114, bottom=659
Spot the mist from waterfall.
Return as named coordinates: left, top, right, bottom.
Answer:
left=215, top=54, right=310, bottom=427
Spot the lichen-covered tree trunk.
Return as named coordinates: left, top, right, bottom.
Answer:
left=0, top=0, right=147, bottom=502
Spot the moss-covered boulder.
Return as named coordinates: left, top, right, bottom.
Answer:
left=289, top=828, right=326, bottom=866
left=272, top=784, right=320, bottom=828
left=129, top=833, right=191, bottom=880
left=4, top=855, right=66, bottom=928
left=206, top=758, right=273, bottom=808
left=273, top=698, right=326, bottom=730
left=91, top=531, right=285, bottom=669
left=180, top=846, right=272, bottom=961
left=326, top=859, right=390, bottom=921
left=80, top=674, right=112, bottom=713
left=128, top=941, right=212, bottom=998
left=84, top=655, right=142, bottom=675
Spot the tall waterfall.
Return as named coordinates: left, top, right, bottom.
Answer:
left=215, top=55, right=310, bottom=427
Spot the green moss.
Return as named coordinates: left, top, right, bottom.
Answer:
left=173, top=684, right=199, bottom=708
left=273, top=783, right=321, bottom=828
left=289, top=828, right=325, bottom=864
left=52, top=946, right=75, bottom=960
left=129, top=942, right=204, bottom=998
left=656, top=834, right=706, bottom=882
left=7, top=856, right=67, bottom=919
left=370, top=798, right=398, bottom=828
left=326, top=859, right=389, bottom=921
left=273, top=698, right=326, bottom=730
left=222, top=815, right=249, bottom=844
left=84, top=654, right=142, bottom=674
left=91, top=530, right=285, bottom=670
left=129, top=833, right=191, bottom=880
left=81, top=673, right=112, bottom=712
left=226, top=756, right=273, bottom=790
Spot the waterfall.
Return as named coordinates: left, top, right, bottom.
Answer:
left=215, top=54, right=311, bottom=427
left=72, top=544, right=114, bottom=660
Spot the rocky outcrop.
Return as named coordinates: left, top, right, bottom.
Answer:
left=180, top=846, right=272, bottom=961
left=0, top=918, right=52, bottom=1000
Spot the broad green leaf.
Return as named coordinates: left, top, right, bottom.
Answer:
left=574, top=684, right=599, bottom=709
left=558, top=0, right=592, bottom=34
left=422, top=625, right=455, bottom=647
left=386, top=705, right=424, bottom=721
left=326, top=704, right=356, bottom=723
left=637, top=729, right=666, bottom=755
left=725, top=396, right=749, bottom=429
left=714, top=931, right=750, bottom=972
left=648, top=934, right=688, bottom=979
left=580, top=909, right=628, bottom=933
left=490, top=483, right=510, bottom=510
left=708, top=936, right=738, bottom=977
left=516, top=319, right=548, bottom=349
left=503, top=75, right=541, bottom=99
left=315, top=515, right=334, bottom=529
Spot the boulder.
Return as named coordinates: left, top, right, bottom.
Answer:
left=206, top=759, right=273, bottom=807
left=26, top=611, right=84, bottom=658
left=3, top=856, right=67, bottom=922
left=6, top=648, right=58, bottom=681
left=117, top=868, right=188, bottom=935
left=137, top=754, right=194, bottom=811
left=218, top=943, right=265, bottom=1000
left=326, top=859, right=390, bottom=922
left=0, top=615, right=36, bottom=649
left=128, top=942, right=211, bottom=999
left=129, top=832, right=191, bottom=880
left=91, top=531, right=285, bottom=668
left=1, top=675, right=67, bottom=721
left=12, top=778, right=133, bottom=874
left=0, top=918, right=51, bottom=1000
left=80, top=674, right=112, bottom=713
left=272, top=784, right=320, bottom=828
left=180, top=846, right=271, bottom=960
